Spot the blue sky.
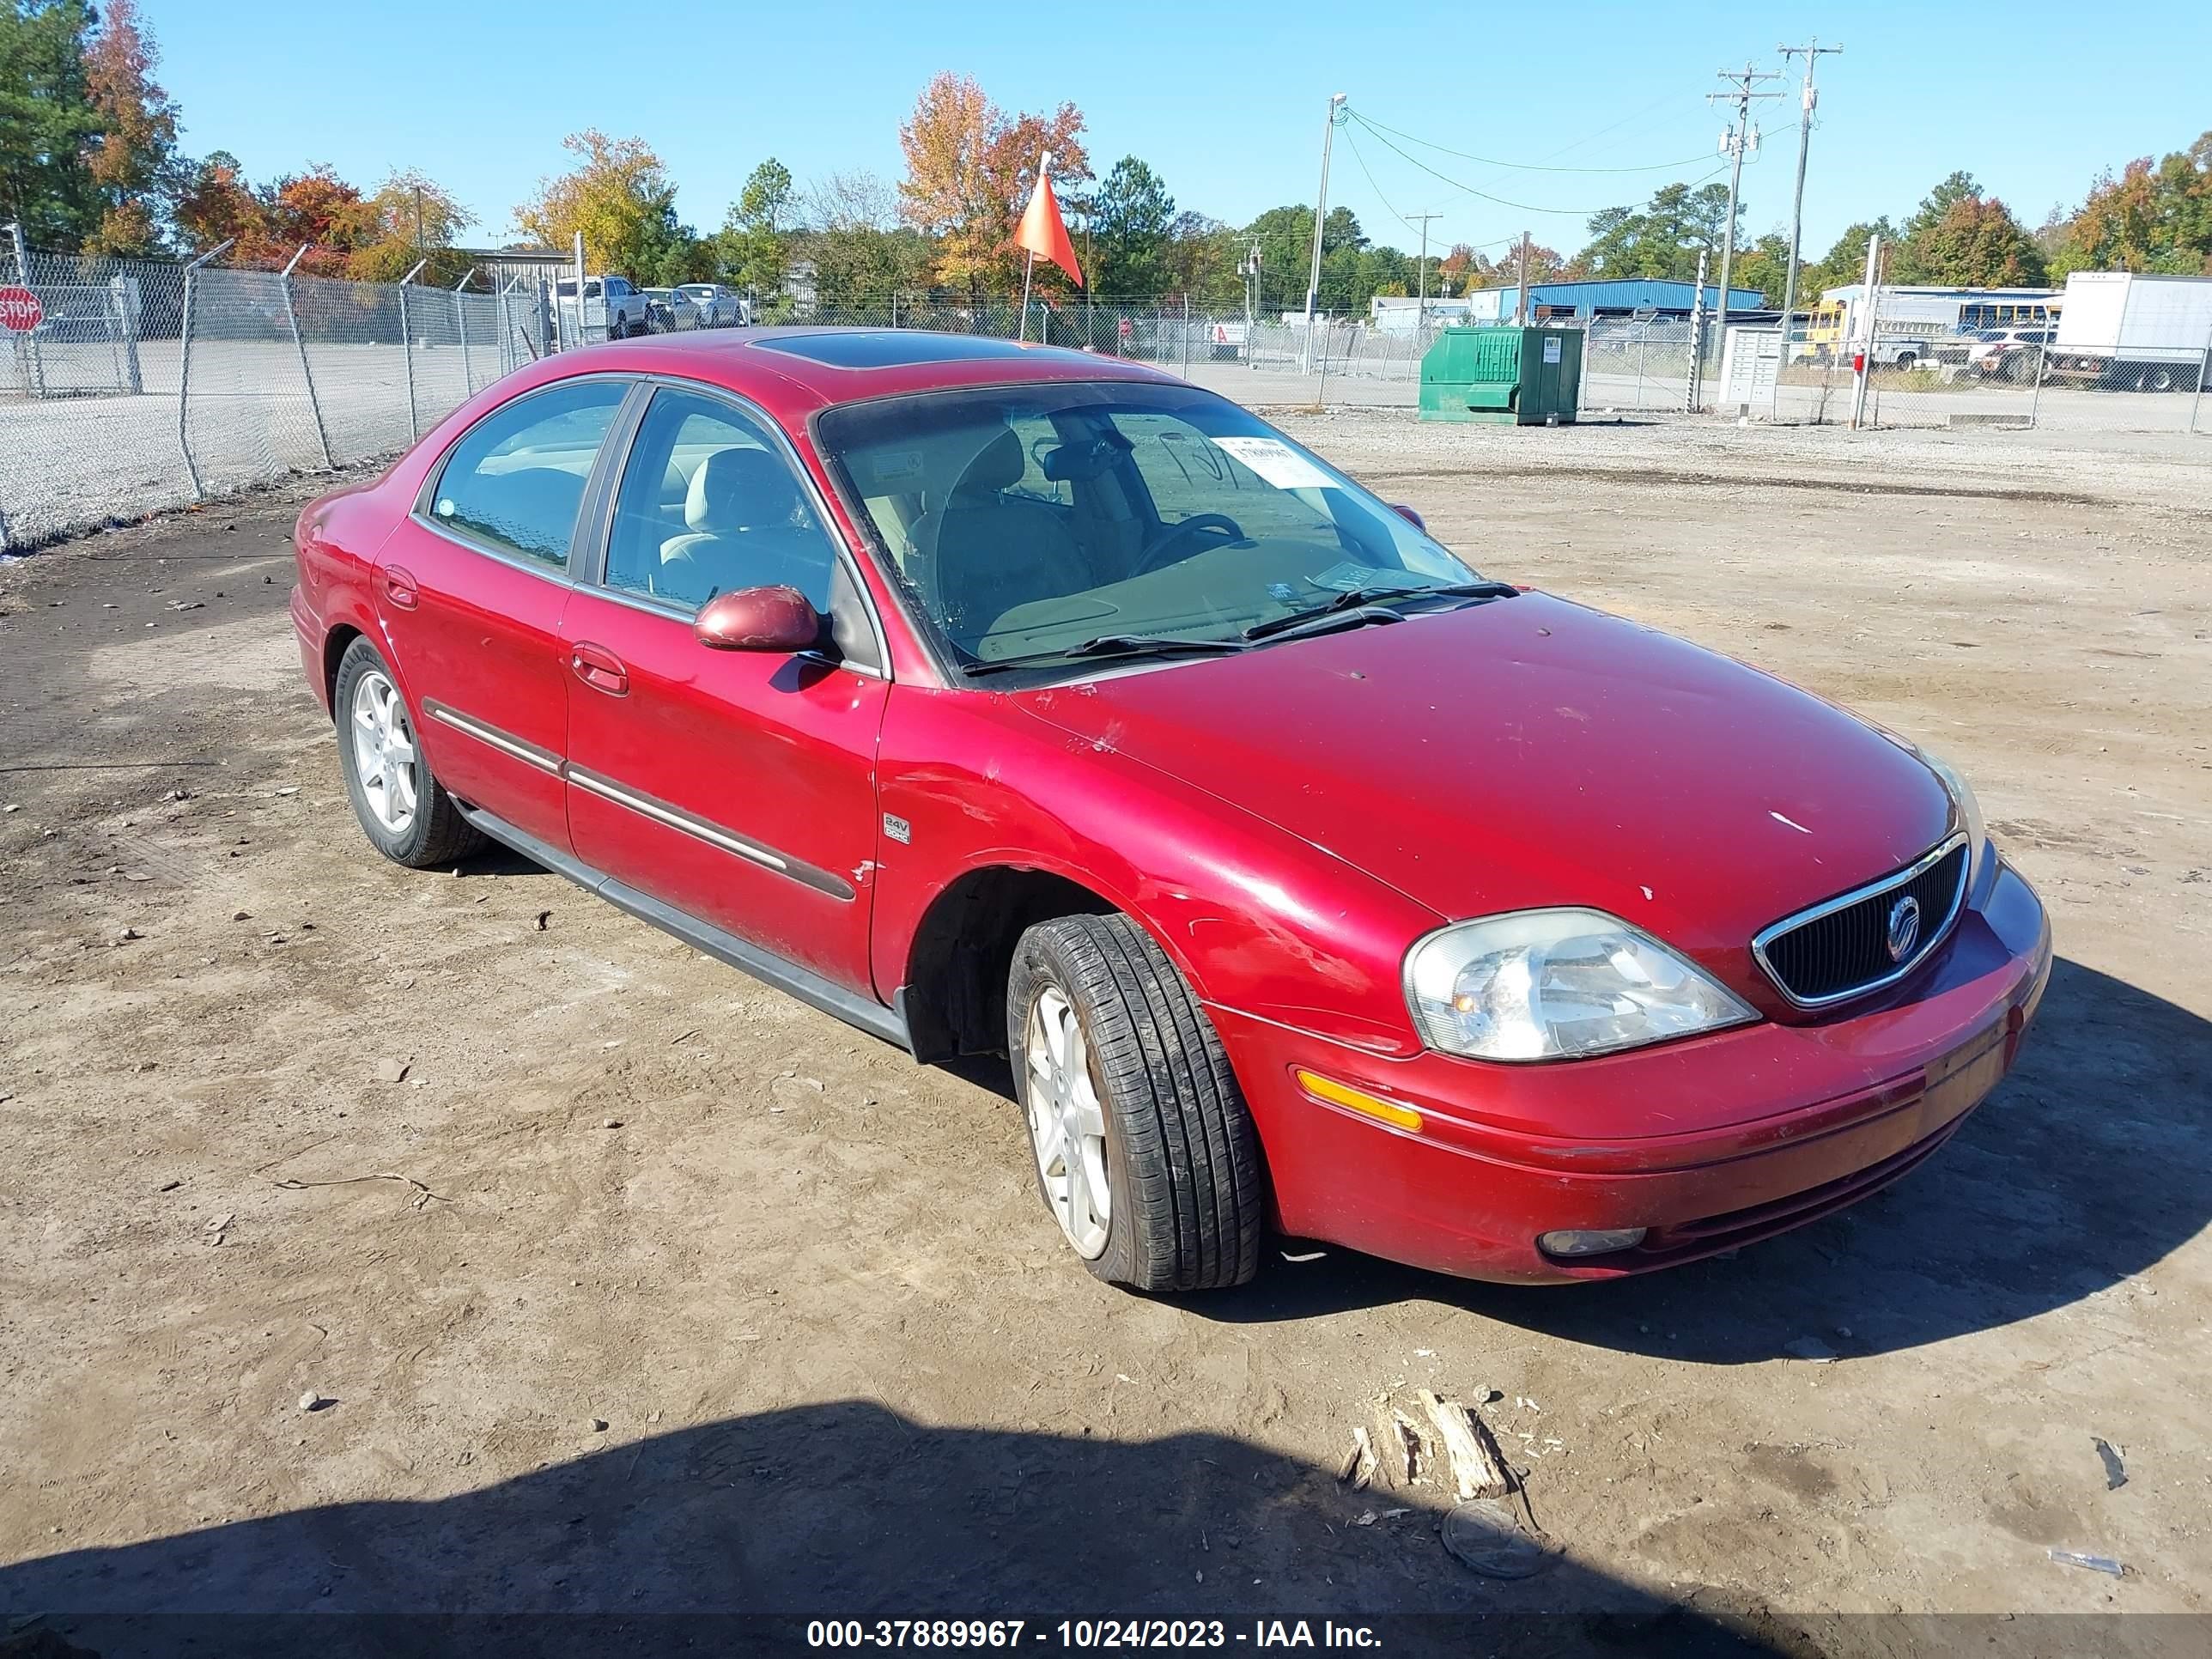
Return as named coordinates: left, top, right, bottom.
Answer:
left=153, top=0, right=2211, bottom=261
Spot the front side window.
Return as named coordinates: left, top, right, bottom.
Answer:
left=428, top=378, right=628, bottom=568
left=603, top=386, right=838, bottom=613
left=816, top=382, right=1485, bottom=673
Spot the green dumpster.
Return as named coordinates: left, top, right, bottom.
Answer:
left=1418, top=325, right=1582, bottom=424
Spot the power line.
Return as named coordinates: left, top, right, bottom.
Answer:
left=1340, top=121, right=1419, bottom=236
left=1346, top=109, right=1731, bottom=220
left=1531, top=92, right=1691, bottom=165
left=1350, top=106, right=1719, bottom=175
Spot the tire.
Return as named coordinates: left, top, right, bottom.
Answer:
left=1007, top=914, right=1264, bottom=1292
left=2148, top=368, right=2174, bottom=392
left=610, top=313, right=627, bottom=341
left=332, top=636, right=485, bottom=870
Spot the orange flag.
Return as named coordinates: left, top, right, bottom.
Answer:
left=1016, top=161, right=1084, bottom=288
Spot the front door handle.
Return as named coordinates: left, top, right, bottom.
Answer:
left=382, top=566, right=420, bottom=611
left=569, top=641, right=629, bottom=697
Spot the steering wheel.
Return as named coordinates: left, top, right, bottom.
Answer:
left=1131, top=512, right=1245, bottom=576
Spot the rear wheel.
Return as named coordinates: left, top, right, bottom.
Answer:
left=333, top=637, right=484, bottom=869
left=1007, top=914, right=1264, bottom=1292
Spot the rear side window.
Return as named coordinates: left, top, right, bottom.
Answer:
left=428, top=380, right=629, bottom=568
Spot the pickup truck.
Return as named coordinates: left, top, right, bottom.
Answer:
left=552, top=274, right=650, bottom=341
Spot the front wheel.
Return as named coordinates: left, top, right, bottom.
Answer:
left=1007, top=915, right=1264, bottom=1291
left=333, top=637, right=484, bottom=869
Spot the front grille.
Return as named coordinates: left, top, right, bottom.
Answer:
left=1755, top=839, right=1968, bottom=1007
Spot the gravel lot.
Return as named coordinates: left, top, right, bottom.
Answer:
left=2, top=413, right=2208, bottom=1656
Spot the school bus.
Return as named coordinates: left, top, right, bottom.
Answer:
left=1801, top=286, right=2061, bottom=364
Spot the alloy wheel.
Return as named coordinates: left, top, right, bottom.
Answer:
left=349, top=669, right=419, bottom=835
left=1025, top=985, right=1110, bottom=1258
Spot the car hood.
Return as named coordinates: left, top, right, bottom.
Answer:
left=1009, top=592, right=1953, bottom=991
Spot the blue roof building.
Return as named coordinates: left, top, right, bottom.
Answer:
left=1464, top=278, right=1765, bottom=321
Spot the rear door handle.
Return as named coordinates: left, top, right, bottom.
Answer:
left=382, top=567, right=420, bottom=611
left=569, top=641, right=629, bottom=697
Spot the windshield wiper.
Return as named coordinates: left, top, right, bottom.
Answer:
left=1242, top=580, right=1518, bottom=641
left=961, top=633, right=1250, bottom=678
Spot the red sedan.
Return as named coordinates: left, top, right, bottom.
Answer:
left=290, top=329, right=2051, bottom=1291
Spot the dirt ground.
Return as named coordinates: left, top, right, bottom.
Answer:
left=3, top=415, right=2209, bottom=1656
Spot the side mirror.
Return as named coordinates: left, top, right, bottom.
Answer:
left=1390, top=503, right=1427, bottom=532
left=695, top=585, right=823, bottom=653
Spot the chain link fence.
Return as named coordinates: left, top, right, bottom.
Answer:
left=2, top=243, right=552, bottom=550
left=9, top=240, right=2209, bottom=551
left=1751, top=290, right=2212, bottom=434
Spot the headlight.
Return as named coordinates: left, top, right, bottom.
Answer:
left=1920, top=749, right=1990, bottom=888
left=1406, top=908, right=1756, bottom=1062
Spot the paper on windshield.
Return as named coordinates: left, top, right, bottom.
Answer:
left=1210, top=436, right=1334, bottom=491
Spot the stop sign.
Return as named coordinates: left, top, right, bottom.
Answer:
left=0, top=286, right=42, bottom=332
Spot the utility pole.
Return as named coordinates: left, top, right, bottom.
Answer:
left=1850, top=231, right=1881, bottom=430
left=1707, top=63, right=1781, bottom=340
left=1302, top=92, right=1347, bottom=368
left=1776, top=40, right=1842, bottom=368
left=1686, top=246, right=1709, bottom=412
left=1407, top=212, right=1442, bottom=330
left=1515, top=230, right=1531, bottom=327
left=1238, top=237, right=1261, bottom=341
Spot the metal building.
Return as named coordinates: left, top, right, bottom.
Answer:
left=1460, top=279, right=1766, bottom=323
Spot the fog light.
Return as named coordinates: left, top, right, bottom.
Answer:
left=1537, top=1227, right=1648, bottom=1258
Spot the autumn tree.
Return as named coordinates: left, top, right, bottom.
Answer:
left=81, top=0, right=179, bottom=256
left=259, top=167, right=369, bottom=273
left=348, top=168, right=474, bottom=283
left=2052, top=134, right=2212, bottom=276
left=1437, top=243, right=1481, bottom=297
left=1893, top=191, right=2046, bottom=287
left=898, top=72, right=1090, bottom=304
left=517, top=131, right=685, bottom=281
left=172, top=150, right=265, bottom=256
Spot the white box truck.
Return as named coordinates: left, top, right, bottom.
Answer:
left=2049, top=271, right=2212, bottom=392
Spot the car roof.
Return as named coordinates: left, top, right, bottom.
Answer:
left=509, top=326, right=1181, bottom=420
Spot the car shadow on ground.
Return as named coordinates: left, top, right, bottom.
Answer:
left=0, top=1405, right=1813, bottom=1659
left=449, top=841, right=550, bottom=880
left=1196, top=957, right=2210, bottom=1362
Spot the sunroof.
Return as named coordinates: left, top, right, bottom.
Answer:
left=753, top=331, right=1082, bottom=369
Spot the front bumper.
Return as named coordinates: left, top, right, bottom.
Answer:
left=1213, top=860, right=2051, bottom=1284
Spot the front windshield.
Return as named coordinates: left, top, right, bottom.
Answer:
left=814, top=381, right=1485, bottom=673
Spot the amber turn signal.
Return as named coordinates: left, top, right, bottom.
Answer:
left=1294, top=1068, right=1424, bottom=1133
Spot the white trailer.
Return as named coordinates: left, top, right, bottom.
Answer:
left=2050, top=271, right=2212, bottom=392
